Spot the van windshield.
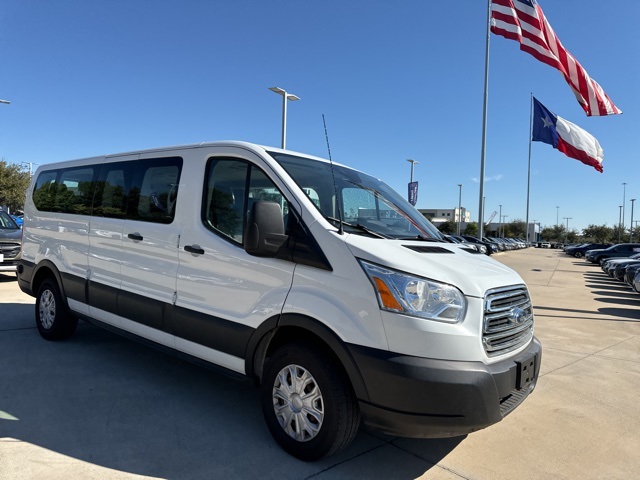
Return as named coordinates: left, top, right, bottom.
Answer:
left=269, top=152, right=444, bottom=241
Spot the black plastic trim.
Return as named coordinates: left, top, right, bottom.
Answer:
left=277, top=313, right=370, bottom=402
left=347, top=337, right=542, bottom=438
left=70, top=275, right=254, bottom=360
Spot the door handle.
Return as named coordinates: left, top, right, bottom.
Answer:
left=127, top=232, right=144, bottom=241
left=184, top=244, right=205, bottom=255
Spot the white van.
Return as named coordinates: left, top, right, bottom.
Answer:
left=18, top=141, right=541, bottom=460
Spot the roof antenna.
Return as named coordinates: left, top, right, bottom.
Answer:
left=322, top=114, right=343, bottom=235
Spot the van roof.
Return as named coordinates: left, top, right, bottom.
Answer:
left=103, top=140, right=333, bottom=163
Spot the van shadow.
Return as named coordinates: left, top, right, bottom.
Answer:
left=0, top=318, right=460, bottom=479
left=0, top=273, right=18, bottom=283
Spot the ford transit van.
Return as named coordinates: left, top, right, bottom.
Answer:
left=18, top=141, right=541, bottom=460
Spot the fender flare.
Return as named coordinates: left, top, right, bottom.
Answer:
left=30, top=260, right=69, bottom=305
left=245, top=312, right=370, bottom=402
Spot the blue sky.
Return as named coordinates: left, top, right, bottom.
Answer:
left=1, top=0, right=638, bottom=233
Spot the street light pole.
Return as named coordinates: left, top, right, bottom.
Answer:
left=630, top=199, right=636, bottom=243
left=21, top=162, right=39, bottom=177
left=407, top=159, right=419, bottom=183
left=556, top=206, right=559, bottom=226
left=269, top=87, right=300, bottom=149
left=501, top=215, right=508, bottom=237
left=622, top=183, right=627, bottom=236
left=498, top=204, right=502, bottom=237
left=618, top=205, right=623, bottom=243
left=457, top=184, right=463, bottom=235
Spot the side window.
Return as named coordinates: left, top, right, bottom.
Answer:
left=56, top=167, right=97, bottom=214
left=203, top=158, right=288, bottom=244
left=32, top=167, right=97, bottom=214
left=33, top=171, right=59, bottom=211
left=128, top=157, right=182, bottom=223
left=93, top=162, right=135, bottom=218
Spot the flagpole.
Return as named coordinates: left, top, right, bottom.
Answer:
left=525, top=93, right=533, bottom=244
left=477, top=0, right=492, bottom=241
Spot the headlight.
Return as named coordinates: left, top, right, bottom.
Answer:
left=359, top=259, right=467, bottom=323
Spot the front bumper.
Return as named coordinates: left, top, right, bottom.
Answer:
left=349, top=337, right=542, bottom=438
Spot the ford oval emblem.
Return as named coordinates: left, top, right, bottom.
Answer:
left=509, top=307, right=529, bottom=325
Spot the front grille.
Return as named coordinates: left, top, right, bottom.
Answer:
left=483, top=285, right=534, bottom=357
left=0, top=242, right=21, bottom=261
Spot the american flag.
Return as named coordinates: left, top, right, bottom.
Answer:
left=491, top=0, right=621, bottom=116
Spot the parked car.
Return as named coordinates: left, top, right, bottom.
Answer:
left=449, top=234, right=487, bottom=254
left=540, top=242, right=551, bottom=248
left=600, top=254, right=640, bottom=276
left=633, top=269, right=640, bottom=293
left=586, top=244, right=640, bottom=264
left=611, top=256, right=640, bottom=281
left=565, top=243, right=611, bottom=258
left=10, top=214, right=23, bottom=228
left=462, top=235, right=495, bottom=255
left=442, top=234, right=486, bottom=254
left=0, top=210, right=22, bottom=274
left=624, top=263, right=640, bottom=286
left=481, top=237, right=501, bottom=253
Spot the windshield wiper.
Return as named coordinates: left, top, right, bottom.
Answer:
left=325, top=217, right=390, bottom=239
left=396, top=235, right=443, bottom=242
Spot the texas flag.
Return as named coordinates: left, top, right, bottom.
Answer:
left=532, top=97, right=604, bottom=172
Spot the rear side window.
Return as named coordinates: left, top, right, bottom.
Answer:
left=33, top=167, right=98, bottom=214
left=203, top=157, right=288, bottom=244
left=32, top=157, right=182, bottom=224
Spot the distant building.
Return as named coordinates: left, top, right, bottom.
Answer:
left=419, top=208, right=470, bottom=226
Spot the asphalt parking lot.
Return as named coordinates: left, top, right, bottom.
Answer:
left=1, top=248, right=639, bottom=480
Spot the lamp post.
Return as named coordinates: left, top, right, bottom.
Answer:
left=556, top=206, right=559, bottom=226
left=501, top=215, right=508, bottom=237
left=269, top=87, right=300, bottom=149
left=407, top=159, right=419, bottom=183
left=457, top=184, right=463, bottom=235
left=618, top=205, right=623, bottom=243
left=21, top=162, right=39, bottom=177
left=498, top=204, right=502, bottom=237
left=406, top=159, right=419, bottom=205
left=622, top=182, right=627, bottom=235
left=631, top=199, right=636, bottom=243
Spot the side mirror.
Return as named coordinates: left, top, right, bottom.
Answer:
left=244, top=201, right=288, bottom=257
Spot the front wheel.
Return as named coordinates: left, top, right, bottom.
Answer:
left=35, top=278, right=78, bottom=340
left=261, top=343, right=360, bottom=461
left=574, top=252, right=583, bottom=258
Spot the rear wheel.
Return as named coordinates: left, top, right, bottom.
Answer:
left=35, top=278, right=78, bottom=340
left=574, top=252, right=583, bottom=258
left=261, top=343, right=360, bottom=461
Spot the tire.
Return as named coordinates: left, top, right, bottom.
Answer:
left=574, top=252, right=583, bottom=258
left=261, top=343, right=360, bottom=461
left=35, top=278, right=78, bottom=341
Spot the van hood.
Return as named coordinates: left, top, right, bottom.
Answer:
left=344, top=235, right=524, bottom=298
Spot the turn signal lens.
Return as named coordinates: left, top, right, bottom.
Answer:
left=373, top=277, right=403, bottom=311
